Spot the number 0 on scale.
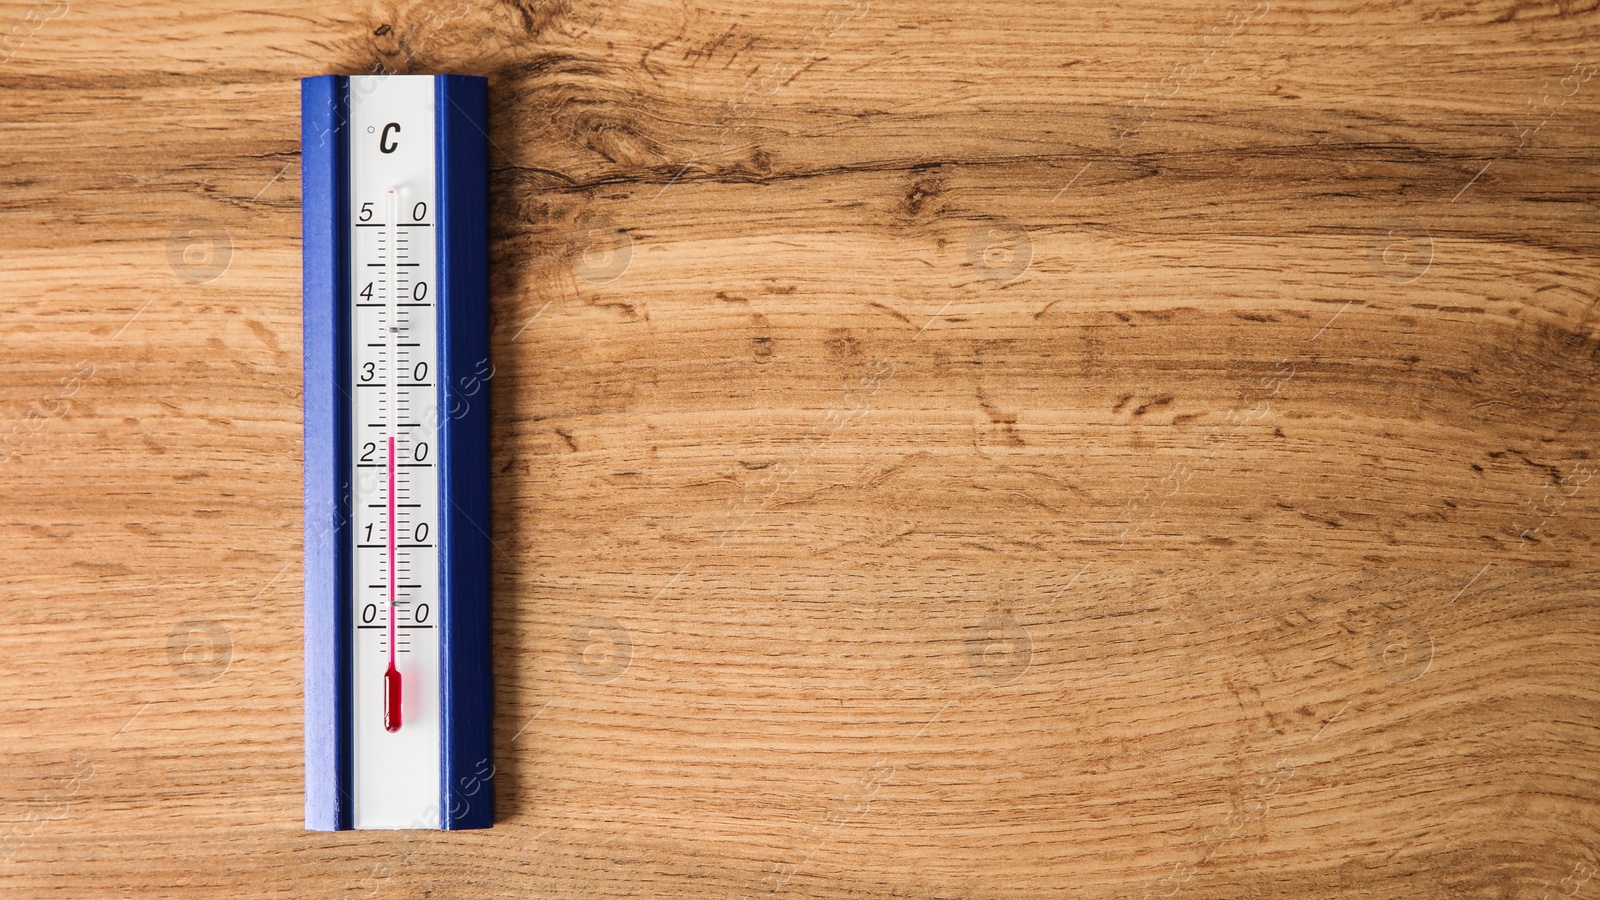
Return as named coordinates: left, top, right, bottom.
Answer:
left=302, top=74, right=493, bottom=830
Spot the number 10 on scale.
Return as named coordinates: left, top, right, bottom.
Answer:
left=302, top=74, right=493, bottom=831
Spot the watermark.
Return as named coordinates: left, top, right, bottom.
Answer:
left=315, top=356, right=495, bottom=547
left=0, top=757, right=92, bottom=864
left=567, top=618, right=632, bottom=684
left=0, top=1, right=68, bottom=64
left=438, top=356, right=496, bottom=426
left=370, top=1, right=478, bottom=71
left=1541, top=858, right=1598, bottom=900
left=569, top=215, right=633, bottom=283
left=965, top=218, right=1032, bottom=283
left=351, top=758, right=493, bottom=895
left=655, top=0, right=871, bottom=200
left=1141, top=758, right=1296, bottom=899
left=167, top=619, right=233, bottom=683
left=964, top=616, right=1032, bottom=684
left=1114, top=2, right=1268, bottom=149
left=747, top=659, right=987, bottom=896
left=1365, top=614, right=1432, bottom=684
left=712, top=358, right=895, bottom=547
left=166, top=220, right=233, bottom=284
left=1117, top=359, right=1294, bottom=545
left=757, top=758, right=895, bottom=896
left=1367, top=219, right=1433, bottom=284
left=716, top=0, right=871, bottom=152
left=1453, top=57, right=1596, bottom=202
left=1, top=360, right=95, bottom=465
left=353, top=836, right=429, bottom=898
left=305, top=3, right=482, bottom=151
left=1514, top=62, right=1595, bottom=153
left=1509, top=458, right=1595, bottom=547
left=1143, top=566, right=1480, bottom=898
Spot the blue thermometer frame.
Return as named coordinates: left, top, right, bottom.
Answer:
left=301, top=73, right=493, bottom=831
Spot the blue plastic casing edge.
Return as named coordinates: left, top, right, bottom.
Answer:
left=435, top=74, right=494, bottom=830
left=302, top=73, right=354, bottom=832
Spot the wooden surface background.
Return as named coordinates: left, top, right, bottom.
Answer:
left=1, top=0, right=1598, bottom=897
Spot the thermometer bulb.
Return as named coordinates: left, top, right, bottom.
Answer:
left=384, top=661, right=402, bottom=732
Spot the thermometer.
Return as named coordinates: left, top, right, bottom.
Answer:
left=301, top=74, right=493, bottom=830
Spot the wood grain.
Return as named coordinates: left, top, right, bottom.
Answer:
left=1, top=0, right=1598, bottom=896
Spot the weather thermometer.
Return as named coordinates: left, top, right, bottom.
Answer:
left=301, top=74, right=493, bottom=830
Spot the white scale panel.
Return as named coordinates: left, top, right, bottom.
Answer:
left=348, top=75, right=441, bottom=830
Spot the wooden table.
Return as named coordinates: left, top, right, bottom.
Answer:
left=2, top=1, right=1597, bottom=896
